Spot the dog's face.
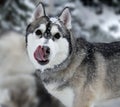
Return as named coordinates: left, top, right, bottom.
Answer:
left=26, top=3, right=73, bottom=72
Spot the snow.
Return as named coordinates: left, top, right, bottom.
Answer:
left=38, top=0, right=120, bottom=42
left=71, top=1, right=120, bottom=39
left=23, top=0, right=35, bottom=9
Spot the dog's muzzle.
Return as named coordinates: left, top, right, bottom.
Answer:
left=34, top=45, right=50, bottom=65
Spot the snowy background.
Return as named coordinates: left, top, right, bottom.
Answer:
left=1, top=0, right=120, bottom=107
left=1, top=0, right=120, bottom=42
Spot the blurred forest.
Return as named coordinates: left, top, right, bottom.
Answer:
left=1, top=0, right=120, bottom=42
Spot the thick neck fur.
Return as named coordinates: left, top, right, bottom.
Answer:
left=36, top=36, right=120, bottom=92
left=36, top=37, right=89, bottom=86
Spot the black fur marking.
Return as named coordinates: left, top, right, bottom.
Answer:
left=94, top=41, right=120, bottom=58
left=35, top=74, right=53, bottom=107
left=26, top=23, right=32, bottom=45
left=77, top=37, right=120, bottom=59
left=81, top=42, right=97, bottom=84
left=34, top=73, right=65, bottom=107
left=44, top=22, right=51, bottom=39
left=67, top=31, right=73, bottom=55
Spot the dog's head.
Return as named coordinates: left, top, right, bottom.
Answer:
left=26, top=3, right=74, bottom=72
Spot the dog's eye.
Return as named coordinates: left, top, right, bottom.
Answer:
left=54, top=33, right=61, bottom=39
left=35, top=29, right=42, bottom=37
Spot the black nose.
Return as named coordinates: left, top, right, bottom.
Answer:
left=42, top=46, right=50, bottom=56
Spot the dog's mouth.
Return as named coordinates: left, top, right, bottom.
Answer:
left=34, top=45, right=50, bottom=65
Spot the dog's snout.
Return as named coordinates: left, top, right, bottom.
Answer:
left=43, top=46, right=50, bottom=55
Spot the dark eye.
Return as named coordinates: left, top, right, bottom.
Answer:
left=35, top=29, right=42, bottom=37
left=54, top=33, right=61, bottom=39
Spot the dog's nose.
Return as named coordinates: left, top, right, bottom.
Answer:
left=42, top=46, right=50, bottom=56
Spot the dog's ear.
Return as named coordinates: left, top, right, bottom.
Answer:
left=59, top=7, right=72, bottom=29
left=32, top=3, right=46, bottom=21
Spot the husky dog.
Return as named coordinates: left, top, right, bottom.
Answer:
left=26, top=3, right=120, bottom=107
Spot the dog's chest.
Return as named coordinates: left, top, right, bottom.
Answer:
left=44, top=83, right=74, bottom=107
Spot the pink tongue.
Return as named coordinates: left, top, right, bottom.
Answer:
left=34, top=46, right=46, bottom=61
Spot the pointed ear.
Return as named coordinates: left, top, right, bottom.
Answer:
left=32, top=3, right=46, bottom=21
left=59, top=7, right=72, bottom=29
